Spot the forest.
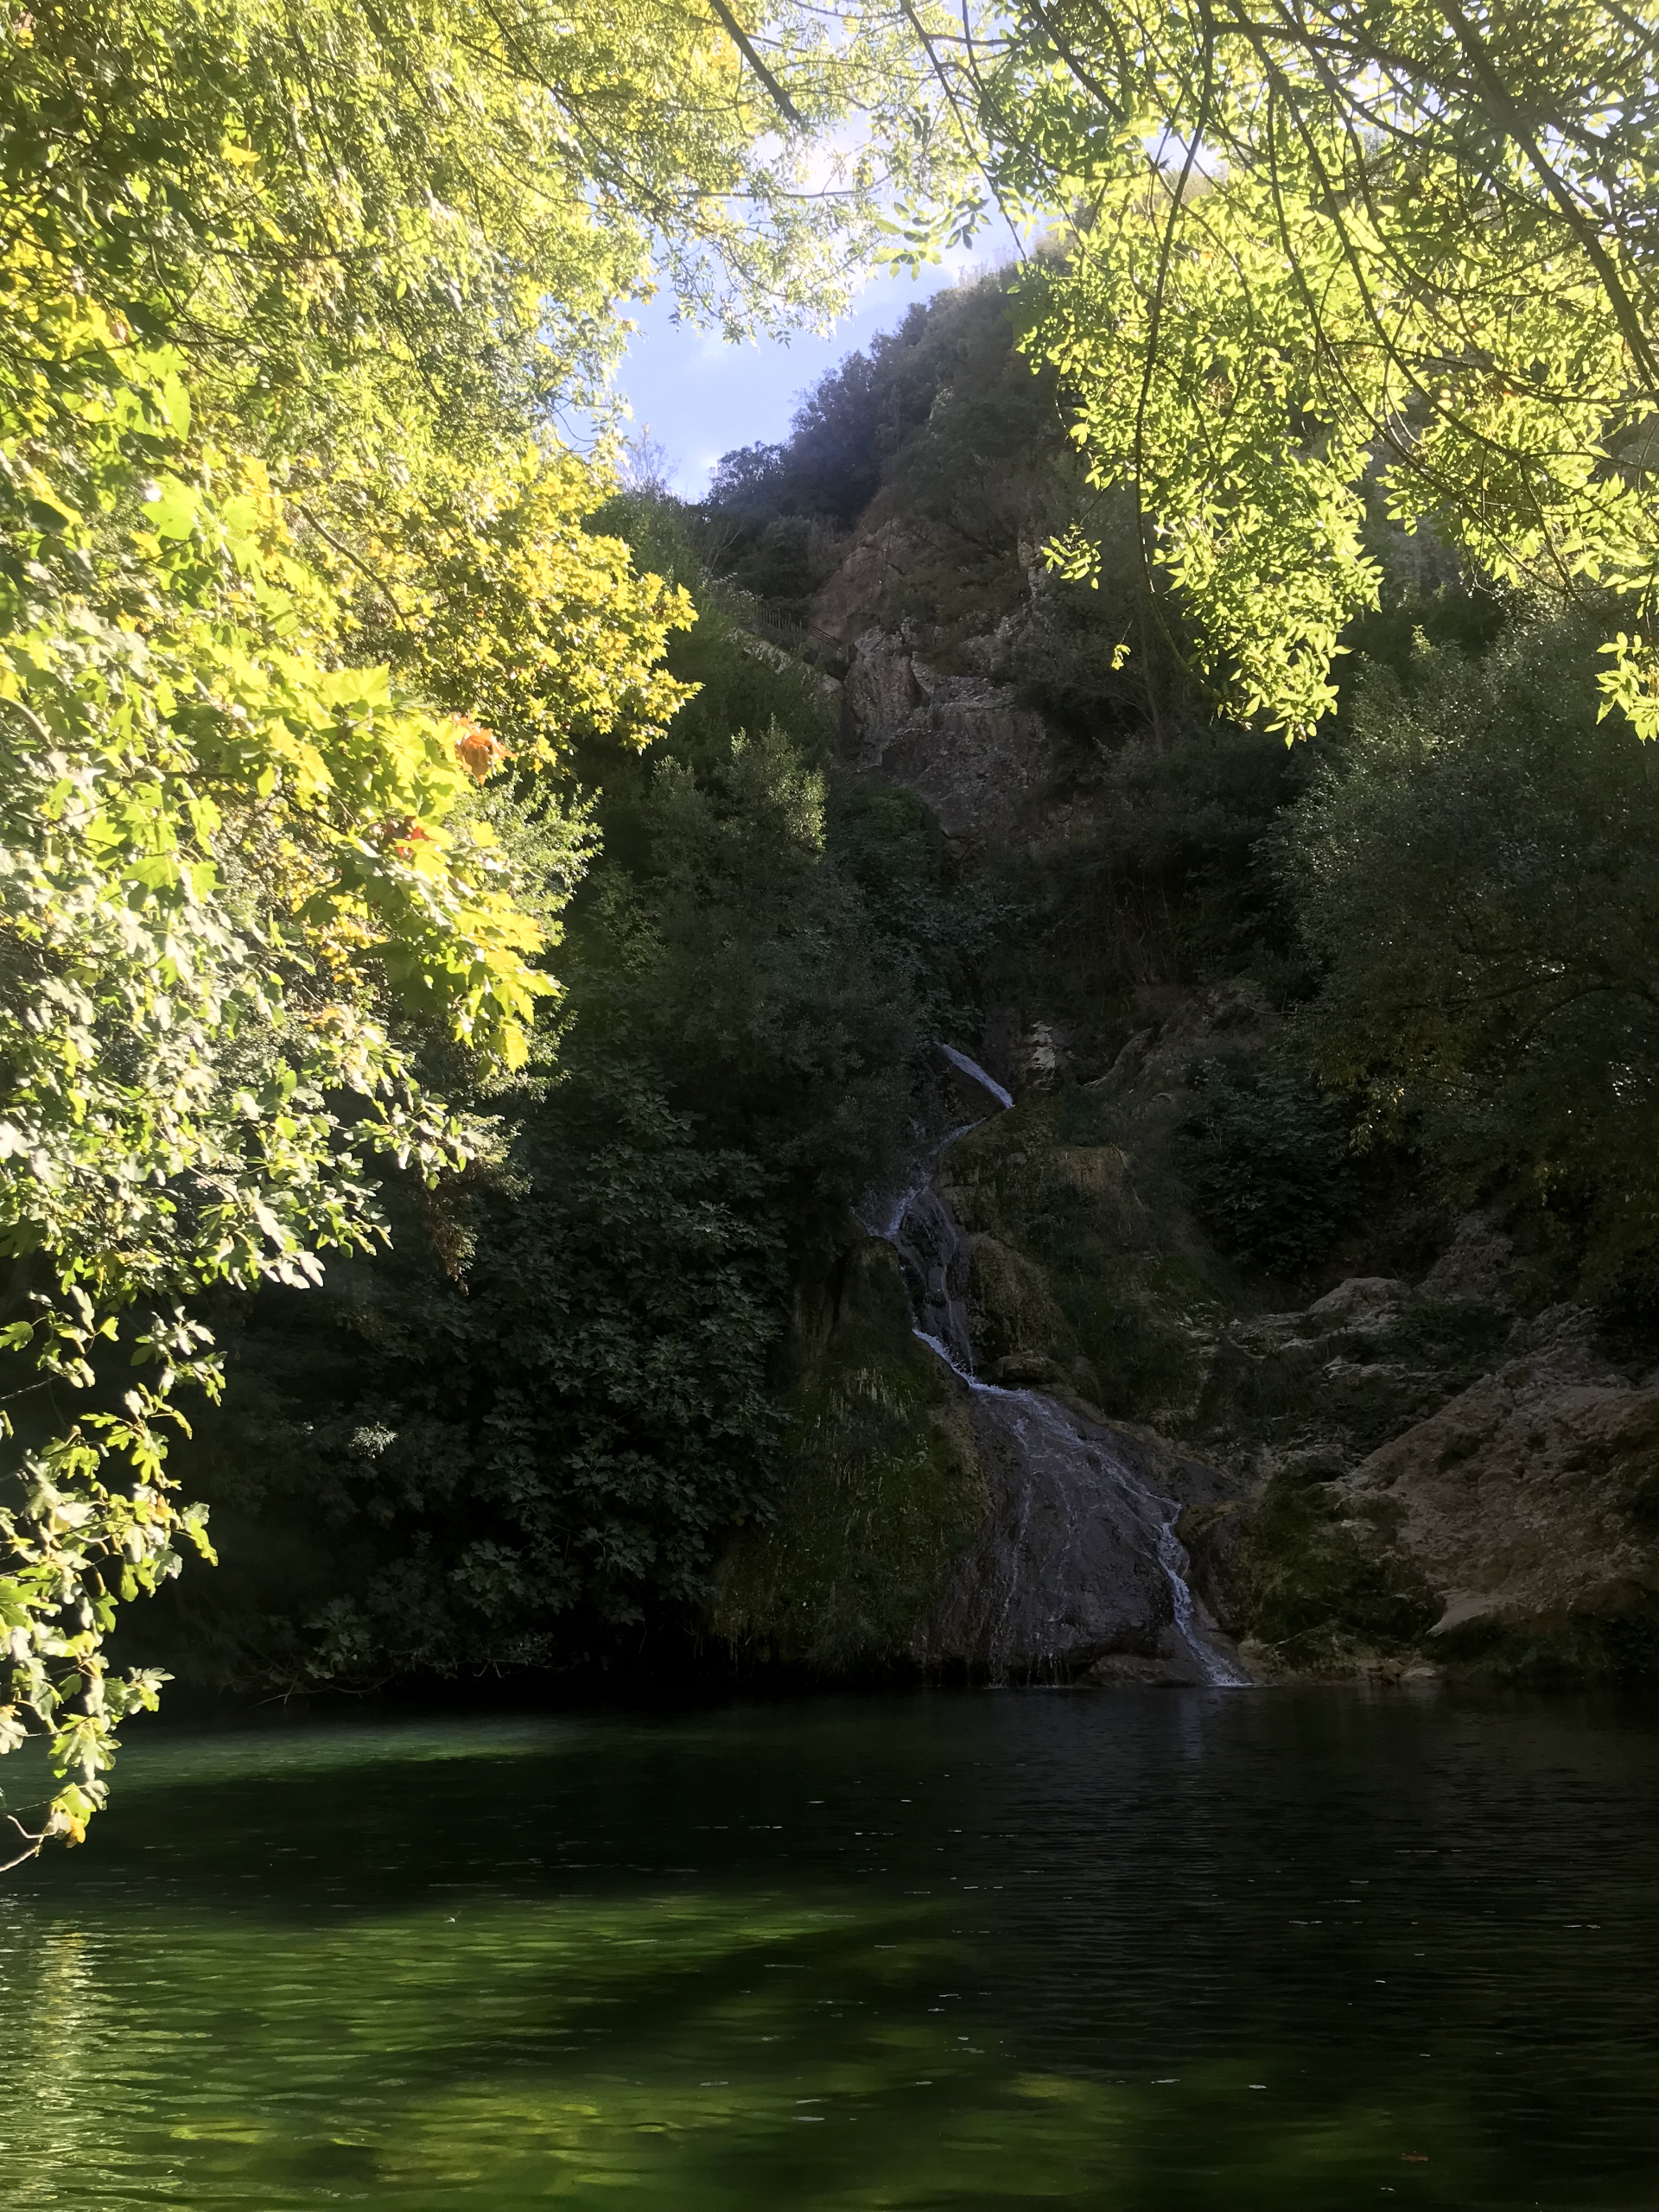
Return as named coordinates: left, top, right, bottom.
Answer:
left=4, top=0, right=1659, bottom=1864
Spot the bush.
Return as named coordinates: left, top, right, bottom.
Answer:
left=164, top=690, right=950, bottom=1682
left=1280, top=612, right=1659, bottom=1299
left=1177, top=1062, right=1356, bottom=1274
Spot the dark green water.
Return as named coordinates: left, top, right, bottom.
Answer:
left=3, top=1688, right=1656, bottom=2209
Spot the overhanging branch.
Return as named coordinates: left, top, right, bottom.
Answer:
left=708, top=2, right=801, bottom=124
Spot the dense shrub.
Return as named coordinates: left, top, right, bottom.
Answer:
left=281, top=1073, right=789, bottom=1679
left=162, top=618, right=972, bottom=1683
left=1177, top=1062, right=1357, bottom=1274
left=1280, top=613, right=1659, bottom=1298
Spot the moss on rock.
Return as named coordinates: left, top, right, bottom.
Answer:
left=967, top=1233, right=1085, bottom=1387
left=714, top=1239, right=987, bottom=1670
left=1218, top=1468, right=1440, bottom=1674
left=939, top=1096, right=1228, bottom=1427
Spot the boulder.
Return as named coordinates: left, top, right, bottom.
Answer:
left=1335, top=1358, right=1659, bottom=1671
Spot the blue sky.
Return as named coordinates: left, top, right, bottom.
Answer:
left=613, top=257, right=981, bottom=497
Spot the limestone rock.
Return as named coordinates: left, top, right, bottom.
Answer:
left=810, top=519, right=921, bottom=646
left=1419, top=1213, right=1520, bottom=1306
left=840, top=626, right=1059, bottom=844
left=1333, top=1362, right=1659, bottom=1669
left=912, top=1390, right=1224, bottom=1685
left=967, top=1233, right=1071, bottom=1373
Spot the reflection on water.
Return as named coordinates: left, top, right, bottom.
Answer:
left=3, top=1688, right=1657, bottom=2208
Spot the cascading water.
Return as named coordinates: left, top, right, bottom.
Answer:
left=876, top=1049, right=1251, bottom=1689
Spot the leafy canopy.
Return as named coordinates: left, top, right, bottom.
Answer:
left=0, top=0, right=962, bottom=1857
left=889, top=0, right=1659, bottom=739
left=1281, top=615, right=1659, bottom=1298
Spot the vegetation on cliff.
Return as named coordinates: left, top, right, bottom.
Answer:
left=150, top=528, right=983, bottom=1690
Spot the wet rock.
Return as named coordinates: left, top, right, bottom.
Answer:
left=912, top=1388, right=1178, bottom=1681
left=1020, top=1020, right=1071, bottom=1084
left=987, top=1352, right=1069, bottom=1388
left=1198, top=1270, right=1519, bottom=1471
left=1176, top=1497, right=1250, bottom=1613
left=1303, top=1276, right=1413, bottom=1328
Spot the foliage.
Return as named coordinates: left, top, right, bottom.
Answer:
left=1281, top=613, right=1659, bottom=1299
left=893, top=1, right=1659, bottom=739
left=704, top=270, right=1313, bottom=1023
left=709, top=346, right=898, bottom=523
left=0, top=280, right=571, bottom=1855
left=826, top=779, right=1002, bottom=1039
left=941, top=1095, right=1229, bottom=1430
left=160, top=696, right=946, bottom=1684
left=1175, top=1062, right=1357, bottom=1274
left=2, top=0, right=963, bottom=421
left=714, top=1241, right=985, bottom=1671
left=704, top=282, right=1039, bottom=524
left=588, top=494, right=841, bottom=786
left=704, top=273, right=1081, bottom=636
left=273, top=1073, right=790, bottom=1681
left=0, top=0, right=979, bottom=1852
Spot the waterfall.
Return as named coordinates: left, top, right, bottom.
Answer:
left=879, top=1048, right=1250, bottom=1689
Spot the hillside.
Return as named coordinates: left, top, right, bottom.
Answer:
left=704, top=272, right=1659, bottom=1687
left=145, top=272, right=1659, bottom=1696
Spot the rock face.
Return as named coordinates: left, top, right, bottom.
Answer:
left=912, top=1384, right=1247, bottom=1686
left=1333, top=1323, right=1659, bottom=1671
left=1192, top=1274, right=1659, bottom=1680
left=930, top=990, right=1659, bottom=1681
left=841, top=626, right=1058, bottom=844
left=744, top=496, right=1659, bottom=1687
left=810, top=518, right=921, bottom=647
left=879, top=1075, right=1249, bottom=1685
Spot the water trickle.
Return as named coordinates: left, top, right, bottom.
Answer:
left=936, top=1041, right=1014, bottom=1110
left=877, top=1047, right=1249, bottom=1688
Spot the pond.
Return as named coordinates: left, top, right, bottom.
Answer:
left=3, top=1686, right=1656, bottom=2209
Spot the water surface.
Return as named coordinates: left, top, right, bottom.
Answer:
left=3, top=1687, right=1656, bottom=2208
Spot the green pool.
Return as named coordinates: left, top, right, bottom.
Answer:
left=3, top=1686, right=1656, bottom=2208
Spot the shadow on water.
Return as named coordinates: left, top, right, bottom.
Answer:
left=3, top=1687, right=1658, bottom=2209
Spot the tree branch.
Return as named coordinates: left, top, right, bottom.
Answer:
left=707, top=2, right=801, bottom=124
left=1432, top=0, right=1658, bottom=391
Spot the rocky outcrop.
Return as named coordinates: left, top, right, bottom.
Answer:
left=913, top=1388, right=1240, bottom=1686
left=966, top=1234, right=1079, bottom=1388
left=1191, top=1279, right=1659, bottom=1680
left=809, top=518, right=924, bottom=648
left=841, top=626, right=1059, bottom=844
left=933, top=991, right=1659, bottom=1681
left=1330, top=1319, right=1659, bottom=1673
left=755, top=472, right=1659, bottom=1685
left=1196, top=1269, right=1513, bottom=1471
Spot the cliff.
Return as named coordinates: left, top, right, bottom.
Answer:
left=709, top=281, right=1659, bottom=1687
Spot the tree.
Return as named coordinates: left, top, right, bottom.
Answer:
left=0, top=276, right=697, bottom=1860
left=1281, top=614, right=1659, bottom=1298
left=888, top=1, right=1659, bottom=740
left=0, top=0, right=967, bottom=1856
left=155, top=704, right=946, bottom=1690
